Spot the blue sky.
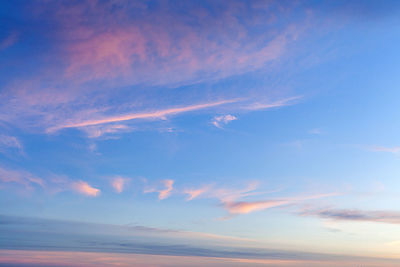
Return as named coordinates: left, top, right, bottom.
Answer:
left=1, top=1, right=400, bottom=266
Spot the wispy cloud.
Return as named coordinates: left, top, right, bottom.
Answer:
left=0, top=32, right=18, bottom=51
left=144, top=179, right=174, bottom=200
left=309, top=128, right=323, bottom=135
left=245, top=96, right=302, bottom=111
left=184, top=185, right=212, bottom=201
left=111, top=177, right=129, bottom=193
left=48, top=99, right=239, bottom=133
left=0, top=166, right=44, bottom=190
left=183, top=182, right=335, bottom=217
left=83, top=124, right=131, bottom=138
left=369, top=146, right=400, bottom=154
left=301, top=208, right=400, bottom=225
left=56, top=1, right=302, bottom=85
left=223, top=193, right=337, bottom=216
left=224, top=200, right=290, bottom=215
left=184, top=182, right=261, bottom=203
left=0, top=166, right=102, bottom=197
left=0, top=0, right=308, bottom=137
left=0, top=134, right=23, bottom=154
left=212, top=115, right=237, bottom=129
left=71, top=180, right=100, bottom=197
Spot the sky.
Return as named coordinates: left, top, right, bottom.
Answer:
left=1, top=0, right=400, bottom=266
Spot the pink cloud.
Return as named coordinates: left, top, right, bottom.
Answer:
left=0, top=1, right=309, bottom=137
left=71, top=180, right=100, bottom=197
left=0, top=166, right=44, bottom=190
left=212, top=182, right=261, bottom=203
left=52, top=1, right=303, bottom=86
left=111, top=177, right=129, bottom=193
left=223, top=193, right=338, bottom=215
left=145, top=179, right=174, bottom=200
left=184, top=185, right=211, bottom=201
left=183, top=182, right=336, bottom=217
left=158, top=180, right=174, bottom=200
left=0, top=1, right=307, bottom=138
left=224, top=200, right=291, bottom=215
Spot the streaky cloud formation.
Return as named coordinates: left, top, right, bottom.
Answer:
left=0, top=166, right=44, bottom=190
left=183, top=182, right=336, bottom=216
left=301, top=208, right=400, bottom=225
left=369, top=146, right=400, bottom=154
left=1, top=215, right=398, bottom=267
left=2, top=0, right=400, bottom=266
left=57, top=0, right=302, bottom=85
left=224, top=200, right=290, bottom=215
left=3, top=249, right=399, bottom=267
left=48, top=99, right=240, bottom=133
left=245, top=96, right=302, bottom=111
left=223, top=193, right=337, bottom=216
left=0, top=0, right=305, bottom=137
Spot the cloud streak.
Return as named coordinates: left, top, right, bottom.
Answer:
left=0, top=166, right=44, bottom=190
left=48, top=99, right=239, bottom=133
left=183, top=182, right=336, bottom=216
left=301, top=208, right=400, bottom=225
left=0, top=0, right=308, bottom=137
left=369, top=146, right=400, bottom=154
left=245, top=96, right=302, bottom=111
left=0, top=166, right=103, bottom=198
left=1, top=215, right=395, bottom=266
left=224, top=200, right=290, bottom=215
left=223, top=193, right=337, bottom=216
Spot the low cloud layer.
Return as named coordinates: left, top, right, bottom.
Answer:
left=0, top=215, right=392, bottom=266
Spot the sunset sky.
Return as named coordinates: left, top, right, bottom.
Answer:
left=1, top=1, right=400, bottom=266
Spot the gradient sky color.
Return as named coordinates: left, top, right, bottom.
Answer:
left=1, top=1, right=400, bottom=266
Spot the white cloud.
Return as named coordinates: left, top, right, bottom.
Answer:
left=212, top=114, right=237, bottom=128
left=0, top=134, right=23, bottom=153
